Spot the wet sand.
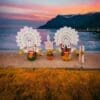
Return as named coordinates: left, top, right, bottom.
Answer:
left=0, top=52, right=100, bottom=69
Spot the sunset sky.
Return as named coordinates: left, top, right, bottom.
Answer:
left=0, top=0, right=100, bottom=22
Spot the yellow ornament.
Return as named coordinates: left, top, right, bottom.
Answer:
left=18, top=50, right=24, bottom=55
left=62, top=52, right=71, bottom=61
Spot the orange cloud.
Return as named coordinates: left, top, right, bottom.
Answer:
left=48, top=3, right=100, bottom=15
left=0, top=5, right=52, bottom=21
left=0, top=3, right=100, bottom=22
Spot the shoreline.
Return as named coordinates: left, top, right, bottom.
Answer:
left=0, top=50, right=100, bottom=53
left=0, top=52, right=100, bottom=69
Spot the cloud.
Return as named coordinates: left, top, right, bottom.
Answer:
left=0, top=4, right=51, bottom=15
left=0, top=0, right=100, bottom=21
left=0, top=0, right=92, bottom=7
left=0, top=4, right=55, bottom=21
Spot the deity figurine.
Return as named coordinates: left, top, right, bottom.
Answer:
left=27, top=45, right=37, bottom=61
left=45, top=35, right=54, bottom=60
left=60, top=44, right=71, bottom=61
left=16, top=26, right=41, bottom=61
left=54, top=26, right=79, bottom=61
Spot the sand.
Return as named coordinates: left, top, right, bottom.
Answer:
left=0, top=52, right=100, bottom=69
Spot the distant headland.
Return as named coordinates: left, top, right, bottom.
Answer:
left=39, top=12, right=100, bottom=32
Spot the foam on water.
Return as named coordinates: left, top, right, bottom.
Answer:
left=0, top=28, right=100, bottom=52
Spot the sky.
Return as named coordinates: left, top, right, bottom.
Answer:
left=0, top=0, right=100, bottom=22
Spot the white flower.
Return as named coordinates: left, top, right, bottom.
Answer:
left=54, top=26, right=79, bottom=47
left=16, top=26, right=41, bottom=53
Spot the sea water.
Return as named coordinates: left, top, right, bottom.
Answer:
left=0, top=27, right=100, bottom=53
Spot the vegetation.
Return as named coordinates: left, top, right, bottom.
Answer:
left=0, top=67, right=100, bottom=100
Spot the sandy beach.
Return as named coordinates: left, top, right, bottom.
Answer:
left=0, top=52, right=100, bottom=69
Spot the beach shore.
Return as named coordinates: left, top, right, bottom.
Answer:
left=0, top=52, right=100, bottom=69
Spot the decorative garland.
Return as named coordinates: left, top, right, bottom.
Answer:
left=54, top=26, right=79, bottom=48
left=16, top=26, right=41, bottom=53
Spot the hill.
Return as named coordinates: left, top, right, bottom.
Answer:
left=39, top=12, right=100, bottom=31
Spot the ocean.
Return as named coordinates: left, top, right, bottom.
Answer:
left=0, top=27, right=100, bottom=52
